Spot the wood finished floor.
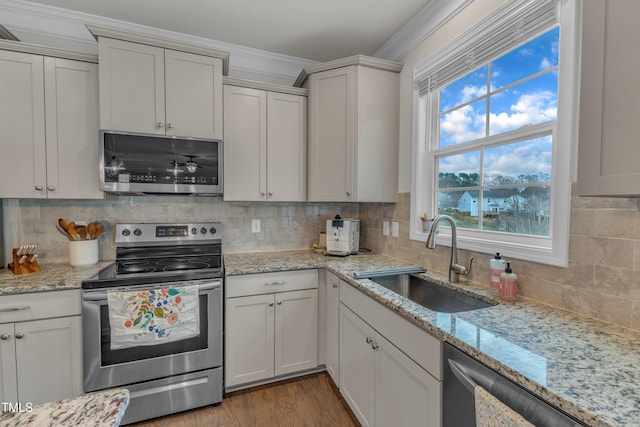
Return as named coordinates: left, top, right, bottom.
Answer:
left=130, top=372, right=360, bottom=427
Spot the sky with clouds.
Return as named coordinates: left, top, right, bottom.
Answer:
left=437, top=27, right=559, bottom=181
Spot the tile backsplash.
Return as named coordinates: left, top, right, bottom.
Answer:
left=359, top=187, right=640, bottom=332
left=6, top=196, right=358, bottom=263
left=7, top=184, right=640, bottom=331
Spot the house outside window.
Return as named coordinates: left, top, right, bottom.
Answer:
left=410, top=0, right=580, bottom=267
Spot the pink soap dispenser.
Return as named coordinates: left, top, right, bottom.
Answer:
left=489, top=252, right=505, bottom=296
left=499, top=261, right=518, bottom=302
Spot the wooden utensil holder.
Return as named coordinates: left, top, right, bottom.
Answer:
left=8, top=248, right=41, bottom=275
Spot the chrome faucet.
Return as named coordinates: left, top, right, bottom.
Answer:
left=425, top=214, right=473, bottom=283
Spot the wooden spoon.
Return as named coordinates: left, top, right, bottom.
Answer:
left=87, top=222, right=96, bottom=240
left=67, top=222, right=78, bottom=241
left=94, top=222, right=104, bottom=239
left=58, top=218, right=69, bottom=232
left=76, top=225, right=87, bottom=240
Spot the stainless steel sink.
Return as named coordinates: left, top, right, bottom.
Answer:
left=357, top=271, right=494, bottom=313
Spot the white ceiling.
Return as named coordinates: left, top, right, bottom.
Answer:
left=11, top=0, right=433, bottom=63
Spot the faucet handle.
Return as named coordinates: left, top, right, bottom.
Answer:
left=453, top=257, right=474, bottom=276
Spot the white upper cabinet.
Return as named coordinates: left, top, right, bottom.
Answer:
left=298, top=56, right=402, bottom=202
left=95, top=31, right=226, bottom=140
left=0, top=44, right=101, bottom=199
left=223, top=80, right=307, bottom=202
left=577, top=0, right=640, bottom=196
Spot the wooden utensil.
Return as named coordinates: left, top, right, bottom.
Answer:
left=58, top=218, right=69, bottom=233
left=94, top=222, right=104, bottom=239
left=67, top=222, right=78, bottom=241
left=76, top=225, right=87, bottom=240
left=87, top=222, right=96, bottom=240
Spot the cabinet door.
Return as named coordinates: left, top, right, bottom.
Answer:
left=0, top=50, right=46, bottom=198
left=0, top=324, right=17, bottom=403
left=44, top=57, right=102, bottom=199
left=375, top=334, right=441, bottom=427
left=225, top=294, right=275, bottom=388
left=15, top=316, right=82, bottom=405
left=98, top=37, right=165, bottom=135
left=274, top=289, right=318, bottom=376
left=325, top=273, right=340, bottom=385
left=165, top=50, right=223, bottom=140
left=223, top=85, right=267, bottom=201
left=339, top=304, right=374, bottom=427
left=266, top=92, right=307, bottom=201
left=578, top=0, right=640, bottom=196
left=308, top=67, right=355, bottom=202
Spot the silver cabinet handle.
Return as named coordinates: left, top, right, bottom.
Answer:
left=15, top=333, right=24, bottom=339
left=268, top=302, right=274, bottom=307
left=35, top=185, right=43, bottom=191
left=346, top=191, right=352, bottom=196
left=260, top=192, right=266, bottom=196
left=332, top=283, right=338, bottom=288
left=47, top=186, right=55, bottom=191
left=277, top=301, right=282, bottom=305
left=372, top=341, right=379, bottom=350
left=0, top=334, right=9, bottom=340
left=156, top=121, right=164, bottom=128
left=167, top=123, right=173, bottom=129
left=268, top=192, right=273, bottom=196
left=265, top=281, right=285, bottom=286
left=0, top=306, right=30, bottom=312
left=366, top=337, right=373, bottom=344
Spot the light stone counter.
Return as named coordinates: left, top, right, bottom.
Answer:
left=224, top=250, right=640, bottom=427
left=0, top=388, right=129, bottom=427
left=0, top=261, right=112, bottom=295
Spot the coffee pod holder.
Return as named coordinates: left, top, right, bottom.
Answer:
left=8, top=246, right=41, bottom=275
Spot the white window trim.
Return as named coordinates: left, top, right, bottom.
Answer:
left=410, top=0, right=580, bottom=267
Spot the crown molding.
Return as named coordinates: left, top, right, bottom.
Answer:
left=374, top=0, right=474, bottom=62
left=223, top=76, right=308, bottom=96
left=0, top=38, right=96, bottom=62
left=293, top=54, right=403, bottom=87
left=0, top=0, right=317, bottom=82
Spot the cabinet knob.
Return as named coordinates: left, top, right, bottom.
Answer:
left=156, top=121, right=164, bottom=128
left=167, top=123, right=173, bottom=129
left=277, top=301, right=282, bottom=305
left=0, top=334, right=9, bottom=340
left=372, top=341, right=379, bottom=350
left=15, top=332, right=24, bottom=339
left=268, top=302, right=274, bottom=307
left=47, top=186, right=55, bottom=191
left=366, top=337, right=373, bottom=344
left=260, top=192, right=266, bottom=196
left=346, top=192, right=352, bottom=197
left=268, top=192, right=273, bottom=196
left=332, top=283, right=338, bottom=288
left=35, top=185, right=43, bottom=191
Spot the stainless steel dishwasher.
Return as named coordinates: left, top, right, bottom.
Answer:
left=443, top=343, right=586, bottom=427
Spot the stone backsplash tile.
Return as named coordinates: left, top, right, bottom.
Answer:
left=360, top=188, right=640, bottom=331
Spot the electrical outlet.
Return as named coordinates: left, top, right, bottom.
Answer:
left=392, top=221, right=399, bottom=237
left=382, top=221, right=389, bottom=236
left=252, top=219, right=261, bottom=233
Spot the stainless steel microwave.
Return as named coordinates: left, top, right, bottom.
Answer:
left=100, top=131, right=223, bottom=195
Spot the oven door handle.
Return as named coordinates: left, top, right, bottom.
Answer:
left=82, top=280, right=221, bottom=302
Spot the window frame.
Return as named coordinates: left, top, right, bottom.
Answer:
left=410, top=0, right=580, bottom=267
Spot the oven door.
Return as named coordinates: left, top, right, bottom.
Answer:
left=82, top=279, right=222, bottom=392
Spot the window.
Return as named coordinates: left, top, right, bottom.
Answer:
left=411, top=0, right=580, bottom=266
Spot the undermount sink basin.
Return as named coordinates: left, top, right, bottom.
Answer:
left=355, top=270, right=494, bottom=313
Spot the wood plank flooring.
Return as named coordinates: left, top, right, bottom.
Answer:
left=130, top=372, right=360, bottom=427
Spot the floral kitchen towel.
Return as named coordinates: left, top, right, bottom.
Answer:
left=108, top=286, right=200, bottom=350
left=475, top=385, right=534, bottom=427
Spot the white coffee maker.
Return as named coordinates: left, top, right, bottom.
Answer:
left=325, top=215, right=360, bottom=256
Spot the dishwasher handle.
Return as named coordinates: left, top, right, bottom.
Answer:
left=448, top=358, right=478, bottom=394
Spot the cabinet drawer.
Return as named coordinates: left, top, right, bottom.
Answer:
left=226, top=270, right=318, bottom=298
left=0, top=290, right=81, bottom=323
left=340, top=280, right=442, bottom=380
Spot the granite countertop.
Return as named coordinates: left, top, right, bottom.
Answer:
left=0, top=388, right=129, bottom=427
left=0, top=261, right=111, bottom=295
left=224, top=250, right=640, bottom=427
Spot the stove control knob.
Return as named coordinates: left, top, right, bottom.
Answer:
left=133, top=228, right=142, bottom=236
left=209, top=227, right=217, bottom=235
left=191, top=227, right=197, bottom=235
left=122, top=229, right=131, bottom=236
left=200, top=227, right=207, bottom=235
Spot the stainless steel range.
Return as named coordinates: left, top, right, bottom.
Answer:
left=82, top=223, right=223, bottom=425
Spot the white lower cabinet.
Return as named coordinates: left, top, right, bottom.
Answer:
left=225, top=270, right=318, bottom=390
left=0, top=291, right=82, bottom=406
left=339, top=281, right=442, bottom=427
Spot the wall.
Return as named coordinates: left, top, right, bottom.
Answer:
left=8, top=197, right=358, bottom=263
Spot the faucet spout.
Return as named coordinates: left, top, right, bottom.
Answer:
left=425, top=214, right=473, bottom=283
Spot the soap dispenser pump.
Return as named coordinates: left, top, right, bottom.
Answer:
left=499, top=261, right=518, bottom=301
